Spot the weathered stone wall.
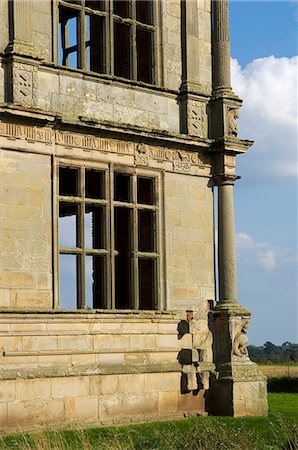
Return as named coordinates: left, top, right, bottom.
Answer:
left=0, top=312, right=212, bottom=428
left=0, top=0, right=212, bottom=134
left=36, top=69, right=180, bottom=134
left=0, top=149, right=52, bottom=310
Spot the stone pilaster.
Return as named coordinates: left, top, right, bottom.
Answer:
left=178, top=0, right=210, bottom=138
left=6, top=0, right=38, bottom=58
left=4, top=0, right=39, bottom=106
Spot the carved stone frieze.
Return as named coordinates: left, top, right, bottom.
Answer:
left=0, top=122, right=210, bottom=171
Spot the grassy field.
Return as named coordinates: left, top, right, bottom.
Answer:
left=0, top=393, right=297, bottom=450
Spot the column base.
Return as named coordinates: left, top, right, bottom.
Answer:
left=210, top=360, right=268, bottom=417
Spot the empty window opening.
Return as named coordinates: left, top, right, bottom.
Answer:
left=86, top=14, right=105, bottom=73
left=58, top=166, right=159, bottom=310
left=115, top=207, right=132, bottom=308
left=115, top=172, right=131, bottom=202
left=137, top=28, right=152, bottom=83
left=139, top=258, right=156, bottom=310
left=58, top=0, right=156, bottom=84
left=59, top=7, right=79, bottom=68
left=114, top=22, right=131, bottom=79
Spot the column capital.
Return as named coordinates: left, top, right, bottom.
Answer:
left=213, top=174, right=240, bottom=186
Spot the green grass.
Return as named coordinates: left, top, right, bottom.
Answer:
left=1, top=393, right=297, bottom=450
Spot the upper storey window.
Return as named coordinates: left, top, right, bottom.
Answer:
left=58, top=0, right=155, bottom=84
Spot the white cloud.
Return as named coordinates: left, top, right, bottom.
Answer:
left=235, top=231, right=296, bottom=272
left=231, top=56, right=298, bottom=181
left=235, top=232, right=254, bottom=250
left=257, top=251, right=277, bottom=271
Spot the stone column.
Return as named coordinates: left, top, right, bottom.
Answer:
left=212, top=0, right=231, bottom=93
left=210, top=0, right=241, bottom=139
left=209, top=2, right=267, bottom=417
left=216, top=175, right=238, bottom=303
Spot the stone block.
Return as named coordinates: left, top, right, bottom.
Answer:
left=65, top=396, right=98, bottom=420
left=98, top=394, right=122, bottom=418
left=57, top=335, right=92, bottom=351
left=2, top=336, right=22, bottom=352
left=99, top=375, right=118, bottom=395
left=0, top=380, right=15, bottom=402
left=117, top=374, right=145, bottom=394
left=11, top=289, right=52, bottom=309
left=0, top=289, right=10, bottom=307
left=158, top=391, right=178, bottom=413
left=7, top=399, right=64, bottom=425
left=145, top=372, right=180, bottom=392
left=93, top=335, right=130, bottom=351
left=122, top=393, right=158, bottom=416
left=22, top=335, right=57, bottom=352
left=15, top=378, right=51, bottom=401
left=51, top=376, right=89, bottom=399
left=129, top=335, right=156, bottom=351
left=178, top=390, right=205, bottom=412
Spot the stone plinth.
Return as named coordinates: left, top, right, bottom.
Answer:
left=210, top=304, right=268, bottom=416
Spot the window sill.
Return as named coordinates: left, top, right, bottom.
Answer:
left=41, top=62, right=178, bottom=95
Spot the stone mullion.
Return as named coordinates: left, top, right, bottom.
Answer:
left=77, top=168, right=86, bottom=309
left=110, top=166, right=116, bottom=309
left=132, top=174, right=139, bottom=310
left=131, top=1, right=137, bottom=81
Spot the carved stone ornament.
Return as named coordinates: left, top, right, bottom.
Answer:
left=188, top=101, right=208, bottom=138
left=227, top=108, right=239, bottom=137
left=135, top=144, right=149, bottom=166
left=0, top=122, right=210, bottom=172
left=189, top=318, right=213, bottom=363
left=233, top=318, right=249, bottom=357
left=182, top=365, right=198, bottom=391
left=172, top=150, right=192, bottom=173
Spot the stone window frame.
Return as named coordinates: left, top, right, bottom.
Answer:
left=53, top=0, right=163, bottom=86
left=54, top=158, right=164, bottom=311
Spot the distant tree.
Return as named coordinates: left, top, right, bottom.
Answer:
left=263, top=341, right=280, bottom=355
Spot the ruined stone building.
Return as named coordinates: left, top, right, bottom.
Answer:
left=0, top=0, right=267, bottom=428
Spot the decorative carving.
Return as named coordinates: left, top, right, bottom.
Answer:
left=189, top=317, right=213, bottom=363
left=233, top=318, right=249, bottom=357
left=0, top=122, right=210, bottom=171
left=188, top=102, right=208, bottom=138
left=173, top=150, right=191, bottom=173
left=228, top=108, right=239, bottom=137
left=182, top=365, right=198, bottom=391
left=135, top=144, right=149, bottom=166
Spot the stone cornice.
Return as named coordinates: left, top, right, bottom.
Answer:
left=0, top=103, right=212, bottom=153
left=210, top=136, right=254, bottom=155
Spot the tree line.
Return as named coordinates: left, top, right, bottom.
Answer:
left=248, top=341, right=298, bottom=364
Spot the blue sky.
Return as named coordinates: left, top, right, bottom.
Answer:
left=229, top=1, right=297, bottom=345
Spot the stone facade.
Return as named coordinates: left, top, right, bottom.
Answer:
left=0, top=0, right=267, bottom=429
